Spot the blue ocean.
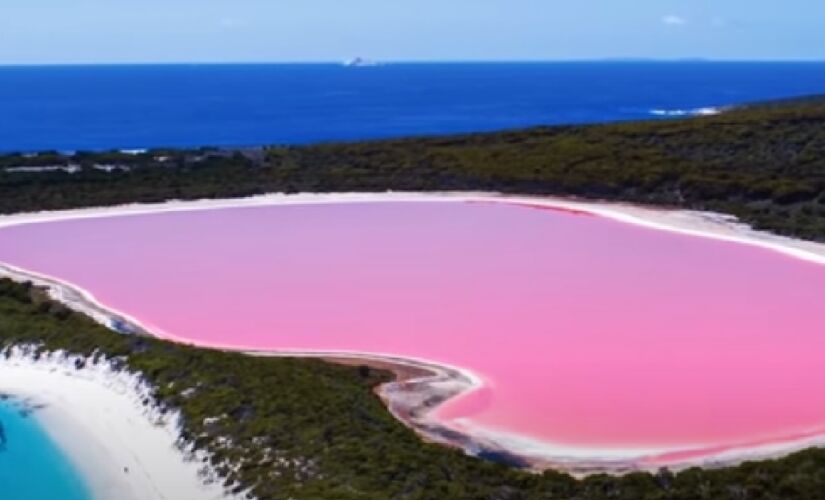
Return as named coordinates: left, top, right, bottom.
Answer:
left=0, top=399, right=91, bottom=500
left=1, top=62, right=825, bottom=152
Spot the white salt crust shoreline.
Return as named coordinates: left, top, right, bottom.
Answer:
left=1, top=191, right=825, bottom=479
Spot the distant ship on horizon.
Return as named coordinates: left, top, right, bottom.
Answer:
left=343, top=57, right=380, bottom=67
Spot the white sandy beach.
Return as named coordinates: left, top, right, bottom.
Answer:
left=0, top=347, right=237, bottom=500
left=2, top=191, right=825, bottom=479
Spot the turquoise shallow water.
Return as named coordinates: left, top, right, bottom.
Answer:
left=0, top=398, right=92, bottom=500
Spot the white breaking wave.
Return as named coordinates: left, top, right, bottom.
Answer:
left=650, top=107, right=721, bottom=117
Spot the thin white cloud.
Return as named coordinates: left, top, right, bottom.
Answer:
left=662, top=15, right=687, bottom=26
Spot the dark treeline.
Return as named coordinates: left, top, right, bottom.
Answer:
left=2, top=97, right=825, bottom=240
left=3, top=278, right=825, bottom=500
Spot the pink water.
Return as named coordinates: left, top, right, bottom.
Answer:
left=2, top=201, right=825, bottom=462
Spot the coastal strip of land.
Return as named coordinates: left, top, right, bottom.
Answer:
left=2, top=191, right=825, bottom=482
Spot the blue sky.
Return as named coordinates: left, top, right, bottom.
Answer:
left=1, top=0, right=822, bottom=64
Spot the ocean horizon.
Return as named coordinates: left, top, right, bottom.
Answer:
left=1, top=61, right=825, bottom=153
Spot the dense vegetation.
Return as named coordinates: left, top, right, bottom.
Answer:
left=3, top=279, right=825, bottom=500
left=2, top=97, right=825, bottom=240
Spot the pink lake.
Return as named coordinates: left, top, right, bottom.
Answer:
left=2, top=200, right=825, bottom=466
